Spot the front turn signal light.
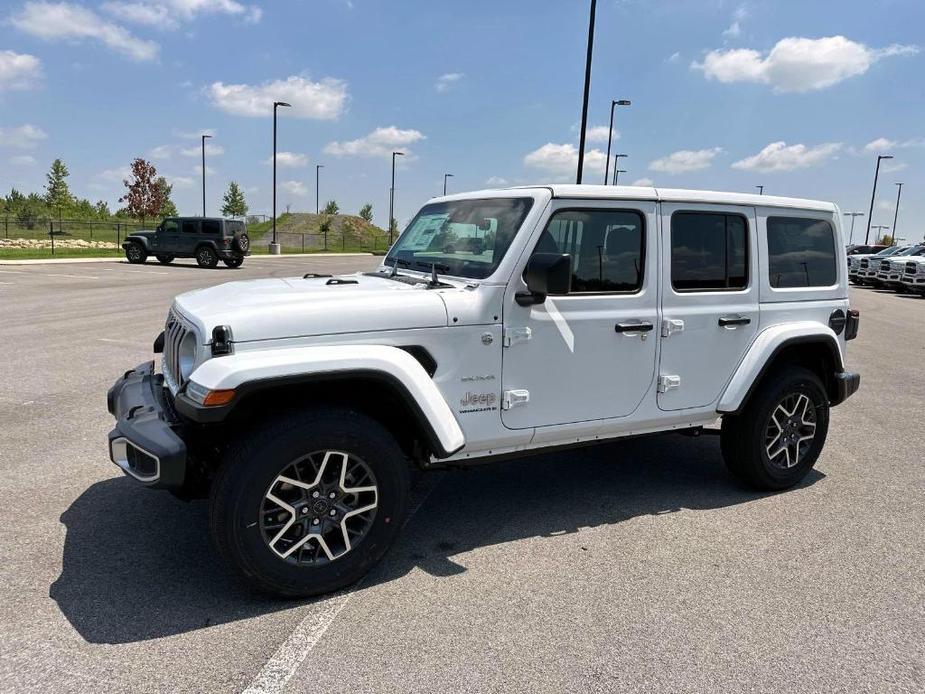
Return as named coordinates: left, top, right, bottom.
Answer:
left=202, top=389, right=236, bottom=406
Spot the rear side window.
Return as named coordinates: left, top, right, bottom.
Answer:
left=226, top=220, right=244, bottom=235
left=538, top=208, right=645, bottom=293
left=181, top=220, right=199, bottom=234
left=767, top=217, right=836, bottom=288
left=671, top=212, right=748, bottom=291
left=201, top=220, right=222, bottom=235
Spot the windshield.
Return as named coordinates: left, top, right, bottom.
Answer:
left=879, top=246, right=908, bottom=256
left=385, top=197, right=534, bottom=279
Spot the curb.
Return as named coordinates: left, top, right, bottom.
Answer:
left=0, top=252, right=375, bottom=266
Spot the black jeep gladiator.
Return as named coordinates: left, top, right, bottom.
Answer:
left=122, top=217, right=250, bottom=268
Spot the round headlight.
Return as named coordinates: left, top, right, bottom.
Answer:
left=178, top=331, right=198, bottom=380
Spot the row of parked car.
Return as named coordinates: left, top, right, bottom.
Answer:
left=848, top=243, right=925, bottom=294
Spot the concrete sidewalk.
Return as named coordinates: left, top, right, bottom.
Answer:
left=0, top=252, right=375, bottom=266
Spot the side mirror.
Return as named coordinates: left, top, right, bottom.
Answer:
left=516, top=253, right=571, bottom=306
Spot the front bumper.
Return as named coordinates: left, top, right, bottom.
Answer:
left=107, top=361, right=188, bottom=488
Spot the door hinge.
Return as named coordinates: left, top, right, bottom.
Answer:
left=661, top=318, right=685, bottom=338
left=502, top=389, right=530, bottom=410
left=657, top=375, right=681, bottom=393
left=503, top=327, right=532, bottom=348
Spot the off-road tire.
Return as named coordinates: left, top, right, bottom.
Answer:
left=196, top=245, right=218, bottom=269
left=720, top=366, right=829, bottom=491
left=125, top=242, right=147, bottom=264
left=222, top=257, right=244, bottom=268
left=209, top=407, right=411, bottom=597
left=156, top=254, right=175, bottom=264
left=234, top=233, right=250, bottom=253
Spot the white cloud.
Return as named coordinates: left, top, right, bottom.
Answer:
left=862, top=136, right=925, bottom=153
left=649, top=147, right=722, bottom=174
left=11, top=2, right=160, bottom=62
left=280, top=180, right=308, bottom=196
left=631, top=177, right=654, bottom=186
left=692, top=36, right=918, bottom=92
left=149, top=145, right=173, bottom=159
left=723, top=21, right=742, bottom=39
left=731, top=141, right=841, bottom=172
left=180, top=143, right=225, bottom=156
left=0, top=50, right=43, bottom=91
left=585, top=125, right=618, bottom=144
left=324, top=126, right=426, bottom=157
left=435, top=72, right=463, bottom=93
left=193, top=164, right=216, bottom=175
left=96, top=166, right=132, bottom=183
left=881, top=160, right=907, bottom=174
left=265, top=151, right=309, bottom=167
left=485, top=176, right=509, bottom=186
left=165, top=174, right=194, bottom=187
left=173, top=128, right=216, bottom=139
left=523, top=143, right=607, bottom=181
left=0, top=124, right=48, bottom=149
left=667, top=51, right=680, bottom=63
left=10, top=154, right=37, bottom=166
left=102, top=0, right=261, bottom=28
left=208, top=75, right=348, bottom=119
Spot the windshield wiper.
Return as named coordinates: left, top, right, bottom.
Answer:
left=414, top=260, right=450, bottom=273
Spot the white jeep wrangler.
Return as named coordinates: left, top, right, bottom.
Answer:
left=106, top=185, right=860, bottom=596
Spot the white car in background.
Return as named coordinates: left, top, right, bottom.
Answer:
left=874, top=245, right=925, bottom=291
left=854, top=246, right=914, bottom=286
left=900, top=255, right=925, bottom=295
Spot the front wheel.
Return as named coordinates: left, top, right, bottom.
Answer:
left=209, top=407, right=410, bottom=597
left=720, top=366, right=829, bottom=490
left=125, top=242, right=147, bottom=264
left=196, top=245, right=218, bottom=268
left=222, top=257, right=243, bottom=268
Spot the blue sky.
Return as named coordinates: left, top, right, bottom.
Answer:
left=1, top=0, right=923, bottom=242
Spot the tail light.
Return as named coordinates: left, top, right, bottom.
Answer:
left=845, top=309, right=860, bottom=341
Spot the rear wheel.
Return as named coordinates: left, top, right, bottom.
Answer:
left=155, top=254, right=175, bottom=265
left=196, top=245, right=218, bottom=269
left=125, top=242, right=147, bottom=264
left=222, top=257, right=243, bottom=268
left=210, top=407, right=410, bottom=597
left=721, top=366, right=829, bottom=490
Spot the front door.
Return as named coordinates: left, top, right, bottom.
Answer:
left=153, top=218, right=179, bottom=253
left=501, top=200, right=658, bottom=429
left=657, top=203, right=759, bottom=410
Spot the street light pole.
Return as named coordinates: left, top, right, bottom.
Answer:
left=575, top=0, right=597, bottom=185
left=604, top=99, right=631, bottom=184
left=865, top=154, right=893, bottom=244
left=613, top=169, right=627, bottom=185
left=389, top=151, right=404, bottom=245
left=271, top=101, right=291, bottom=254
left=611, top=154, right=627, bottom=185
left=843, top=212, right=864, bottom=245
left=316, top=164, right=324, bottom=215
left=891, top=182, right=903, bottom=244
left=443, top=173, right=454, bottom=196
left=755, top=185, right=763, bottom=195
left=201, top=134, right=212, bottom=216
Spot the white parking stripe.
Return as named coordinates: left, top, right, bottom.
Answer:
left=241, top=474, right=441, bottom=694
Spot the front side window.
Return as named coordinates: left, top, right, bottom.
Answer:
left=386, top=197, right=534, bottom=279
left=181, top=220, right=199, bottom=234
left=160, top=219, right=178, bottom=234
left=671, top=212, right=748, bottom=291
left=767, top=217, right=836, bottom=288
left=534, top=209, right=644, bottom=292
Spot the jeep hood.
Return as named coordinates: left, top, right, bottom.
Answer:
left=174, top=272, right=451, bottom=343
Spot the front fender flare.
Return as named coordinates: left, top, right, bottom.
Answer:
left=717, top=322, right=844, bottom=414
left=180, top=344, right=465, bottom=458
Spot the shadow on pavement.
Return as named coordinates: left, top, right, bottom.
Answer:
left=51, top=433, right=822, bottom=644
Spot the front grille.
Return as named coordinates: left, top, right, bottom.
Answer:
left=860, top=259, right=869, bottom=269
left=163, top=309, right=189, bottom=393
left=906, top=262, right=918, bottom=274
left=880, top=260, right=892, bottom=271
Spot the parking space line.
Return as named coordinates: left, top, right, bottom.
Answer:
left=241, top=474, right=442, bottom=694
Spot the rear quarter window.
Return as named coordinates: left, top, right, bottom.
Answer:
left=202, top=220, right=222, bottom=235
left=767, top=216, right=837, bottom=288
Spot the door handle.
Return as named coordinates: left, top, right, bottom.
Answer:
left=615, top=321, right=654, bottom=333
left=718, top=316, right=751, bottom=327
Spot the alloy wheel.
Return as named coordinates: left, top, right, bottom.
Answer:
left=765, top=393, right=817, bottom=469
left=260, top=451, right=378, bottom=565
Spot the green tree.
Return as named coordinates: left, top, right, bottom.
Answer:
left=94, top=200, right=111, bottom=218
left=17, top=193, right=46, bottom=229
left=156, top=177, right=179, bottom=217
left=119, top=158, right=164, bottom=227
left=221, top=181, right=248, bottom=218
left=359, top=203, right=373, bottom=223
left=44, top=158, right=74, bottom=214
left=323, top=199, right=339, bottom=215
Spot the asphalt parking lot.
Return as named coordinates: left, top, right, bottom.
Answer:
left=0, top=256, right=923, bottom=694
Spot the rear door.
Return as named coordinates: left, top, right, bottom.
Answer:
left=657, top=203, right=759, bottom=411
left=180, top=219, right=200, bottom=254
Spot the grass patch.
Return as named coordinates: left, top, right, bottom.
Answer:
left=0, top=247, right=125, bottom=260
